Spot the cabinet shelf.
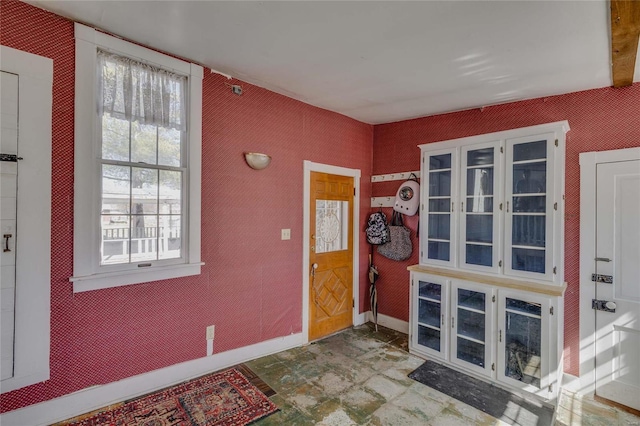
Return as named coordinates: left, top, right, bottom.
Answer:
left=456, top=333, right=485, bottom=345
left=457, top=305, right=485, bottom=315
left=418, top=322, right=441, bottom=331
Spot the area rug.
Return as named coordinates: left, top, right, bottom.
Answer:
left=408, top=360, right=554, bottom=426
left=67, top=367, right=278, bottom=426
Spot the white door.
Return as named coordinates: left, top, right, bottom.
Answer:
left=0, top=71, right=19, bottom=381
left=594, top=159, right=640, bottom=411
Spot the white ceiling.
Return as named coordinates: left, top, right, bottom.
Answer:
left=26, top=0, right=640, bottom=124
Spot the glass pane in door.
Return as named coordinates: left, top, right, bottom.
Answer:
left=512, top=248, right=545, bottom=273
left=457, top=309, right=485, bottom=341
left=457, top=338, right=485, bottom=367
left=418, top=326, right=440, bottom=352
left=456, top=289, right=486, bottom=368
left=513, top=162, right=546, bottom=213
left=510, top=139, right=549, bottom=276
left=512, top=140, right=546, bottom=162
left=315, top=200, right=348, bottom=253
left=504, top=298, right=542, bottom=388
left=464, top=147, right=495, bottom=269
left=427, top=153, right=452, bottom=262
left=418, top=281, right=441, bottom=300
left=418, top=299, right=441, bottom=328
left=417, top=280, right=442, bottom=352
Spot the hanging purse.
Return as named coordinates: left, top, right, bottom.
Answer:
left=377, top=211, right=412, bottom=261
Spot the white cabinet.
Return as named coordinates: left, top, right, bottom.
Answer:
left=419, top=122, right=568, bottom=284
left=409, top=267, right=564, bottom=402
left=498, top=290, right=553, bottom=396
left=423, top=148, right=458, bottom=267
left=450, top=281, right=495, bottom=378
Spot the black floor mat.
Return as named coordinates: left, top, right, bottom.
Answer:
left=408, top=360, right=554, bottom=426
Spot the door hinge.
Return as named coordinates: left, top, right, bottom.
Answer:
left=498, top=260, right=503, bottom=267
left=0, top=154, right=22, bottom=162
left=353, top=188, right=356, bottom=196
left=553, top=266, right=557, bottom=274
left=554, top=139, right=558, bottom=147
left=499, top=202, right=503, bottom=211
left=550, top=306, right=554, bottom=315
left=352, top=298, right=355, bottom=308
left=491, top=363, right=495, bottom=371
left=591, top=273, right=613, bottom=284
left=549, top=383, right=553, bottom=392
left=492, top=295, right=496, bottom=303
left=500, top=146, right=504, bottom=154
left=499, top=330, right=502, bottom=342
left=592, top=299, right=616, bottom=313
left=411, top=279, right=414, bottom=287
left=554, top=202, right=558, bottom=211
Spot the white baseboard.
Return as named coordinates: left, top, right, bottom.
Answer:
left=561, top=373, right=587, bottom=394
left=368, top=312, right=409, bottom=334
left=1, top=333, right=303, bottom=426
left=354, top=311, right=368, bottom=326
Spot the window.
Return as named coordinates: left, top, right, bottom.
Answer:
left=72, top=24, right=203, bottom=292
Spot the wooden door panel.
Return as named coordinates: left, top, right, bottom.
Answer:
left=309, top=171, right=354, bottom=341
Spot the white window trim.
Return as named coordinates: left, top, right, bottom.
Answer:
left=71, top=24, right=203, bottom=293
left=0, top=46, right=52, bottom=393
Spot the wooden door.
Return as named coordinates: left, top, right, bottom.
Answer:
left=309, top=172, right=354, bottom=341
left=594, top=159, right=640, bottom=411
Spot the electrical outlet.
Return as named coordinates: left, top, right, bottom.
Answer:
left=206, top=325, right=215, bottom=340
left=281, top=229, right=291, bottom=240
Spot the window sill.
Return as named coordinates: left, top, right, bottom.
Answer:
left=70, top=262, right=204, bottom=293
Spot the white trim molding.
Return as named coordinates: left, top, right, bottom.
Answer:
left=578, top=147, right=640, bottom=395
left=302, top=161, right=361, bottom=344
left=71, top=23, right=204, bottom=292
left=0, top=333, right=303, bottom=426
left=0, top=46, right=52, bottom=393
left=367, top=312, right=410, bottom=334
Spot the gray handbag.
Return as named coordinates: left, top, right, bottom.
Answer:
left=377, top=211, right=412, bottom=261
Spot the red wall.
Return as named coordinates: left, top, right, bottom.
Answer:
left=372, top=83, right=640, bottom=376
left=0, top=0, right=373, bottom=412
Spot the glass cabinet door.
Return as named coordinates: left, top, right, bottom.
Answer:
left=451, top=282, right=494, bottom=377
left=498, top=291, right=550, bottom=394
left=423, top=150, right=457, bottom=266
left=413, top=275, right=448, bottom=359
left=459, top=143, right=501, bottom=272
left=505, top=135, right=555, bottom=281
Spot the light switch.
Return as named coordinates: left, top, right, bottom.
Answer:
left=281, top=229, right=291, bottom=240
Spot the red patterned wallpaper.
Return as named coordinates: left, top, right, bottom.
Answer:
left=372, top=84, right=640, bottom=376
left=2, top=0, right=639, bottom=410
left=0, top=0, right=373, bottom=412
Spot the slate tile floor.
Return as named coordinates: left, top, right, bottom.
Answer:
left=249, top=323, right=640, bottom=426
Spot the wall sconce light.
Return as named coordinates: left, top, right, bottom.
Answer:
left=244, top=152, right=271, bottom=170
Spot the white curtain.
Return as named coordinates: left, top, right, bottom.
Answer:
left=98, top=49, right=187, bottom=131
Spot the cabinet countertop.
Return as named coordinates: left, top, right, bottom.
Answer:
left=407, top=265, right=567, bottom=297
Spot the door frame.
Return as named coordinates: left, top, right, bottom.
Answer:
left=303, top=161, right=364, bottom=344
left=578, top=147, right=640, bottom=394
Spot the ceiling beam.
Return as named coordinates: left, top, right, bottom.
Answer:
left=611, top=0, right=640, bottom=87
